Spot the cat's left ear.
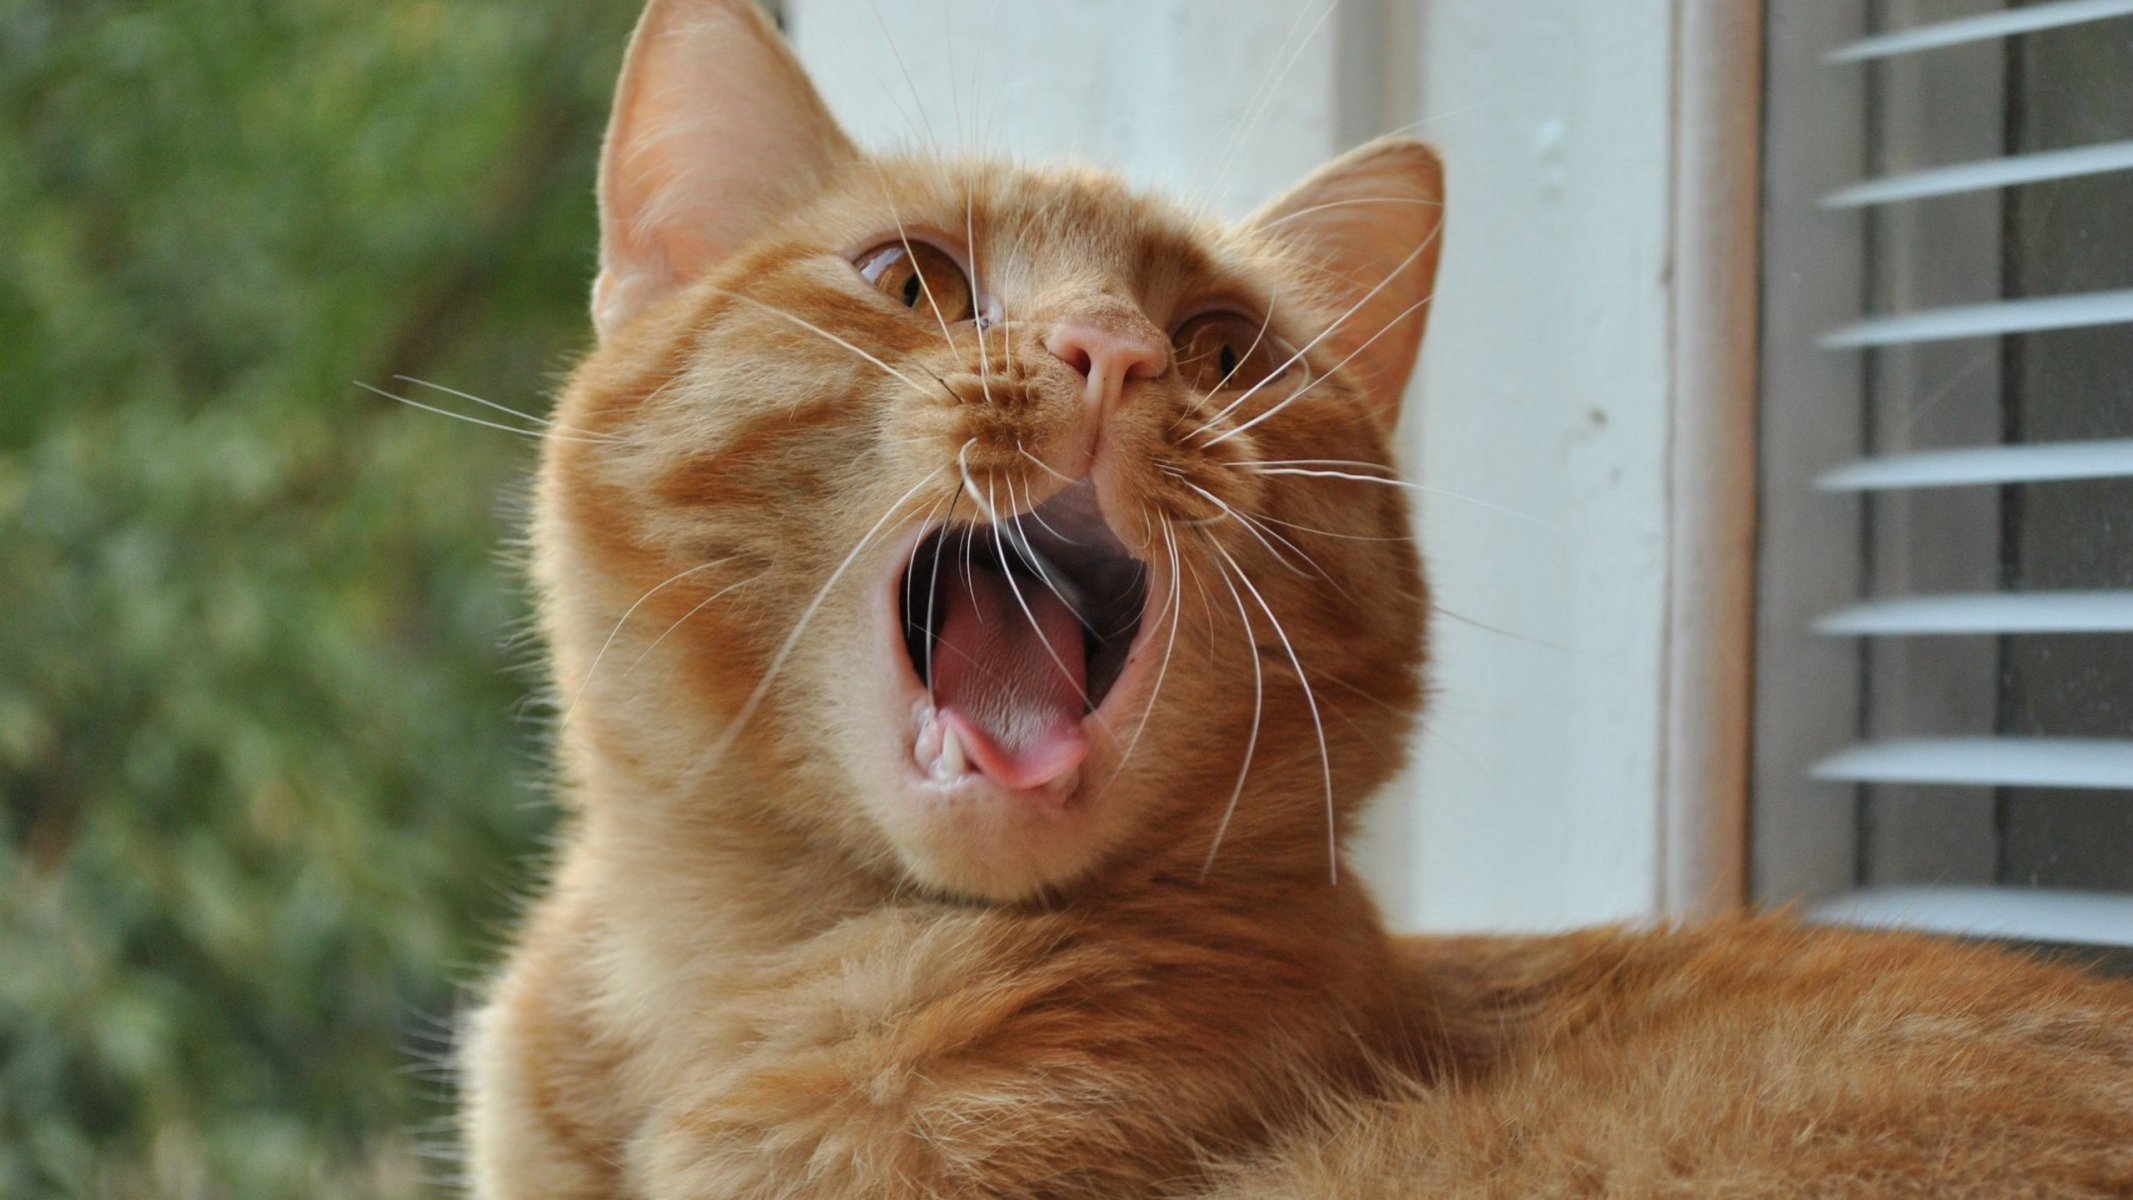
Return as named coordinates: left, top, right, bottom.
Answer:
left=593, top=0, right=857, bottom=339
left=1248, top=138, right=1445, bottom=429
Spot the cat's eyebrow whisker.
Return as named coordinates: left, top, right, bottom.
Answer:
left=561, top=557, right=733, bottom=725
left=1197, top=539, right=1265, bottom=883
left=1208, top=537, right=1338, bottom=885
left=963, top=178, right=1001, bottom=411
left=695, top=467, right=948, bottom=772
left=1255, top=196, right=1445, bottom=230
left=1193, top=0, right=1338, bottom=209
left=355, top=381, right=613, bottom=446
left=867, top=169, right=962, bottom=358
left=864, top=0, right=941, bottom=156
left=703, top=286, right=938, bottom=401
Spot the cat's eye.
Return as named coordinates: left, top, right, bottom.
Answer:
left=857, top=242, right=975, bottom=323
left=1172, top=311, right=1285, bottom=393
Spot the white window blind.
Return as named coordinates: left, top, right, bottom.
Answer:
left=1755, top=1, right=2133, bottom=949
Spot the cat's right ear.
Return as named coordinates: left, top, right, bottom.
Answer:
left=593, top=0, right=857, bottom=339
left=1247, top=139, right=1444, bottom=430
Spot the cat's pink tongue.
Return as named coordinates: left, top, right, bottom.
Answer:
left=931, top=560, right=1089, bottom=791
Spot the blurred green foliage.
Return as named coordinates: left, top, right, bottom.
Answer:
left=0, top=1, right=638, bottom=1194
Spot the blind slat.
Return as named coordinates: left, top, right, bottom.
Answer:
left=1816, top=438, right=2133, bottom=491
left=1812, top=738, right=2133, bottom=789
left=1816, top=591, right=2133, bottom=635
left=1809, top=886, right=2133, bottom=948
left=1825, top=0, right=2133, bottom=63
left=1823, top=140, right=2133, bottom=208
left=1820, top=288, right=2133, bottom=348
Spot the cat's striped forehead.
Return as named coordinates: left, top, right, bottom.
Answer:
left=811, top=156, right=1250, bottom=316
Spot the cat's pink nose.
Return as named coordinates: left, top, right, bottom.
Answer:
left=1044, top=319, right=1169, bottom=412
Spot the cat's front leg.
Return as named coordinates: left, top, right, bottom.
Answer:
left=462, top=920, right=629, bottom=1200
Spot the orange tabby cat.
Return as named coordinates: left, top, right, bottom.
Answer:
left=460, top=2, right=2133, bottom=1195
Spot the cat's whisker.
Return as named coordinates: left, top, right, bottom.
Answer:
left=1189, top=223, right=1442, bottom=441
left=1255, top=196, right=1445, bottom=231
left=1168, top=297, right=1282, bottom=434
left=1234, top=509, right=1353, bottom=601
left=867, top=168, right=963, bottom=358
left=956, top=439, right=996, bottom=522
left=1174, top=478, right=1315, bottom=581
left=1007, top=446, right=1078, bottom=542
left=864, top=0, right=942, bottom=156
left=1201, top=289, right=1434, bottom=446
left=1375, top=96, right=1510, bottom=141
left=962, top=175, right=1001, bottom=410
left=1003, top=474, right=1085, bottom=625
left=695, top=467, right=948, bottom=772
left=1208, top=537, right=1338, bottom=885
left=917, top=483, right=959, bottom=707
left=1240, top=508, right=1413, bottom=543
left=1019, top=487, right=1079, bottom=546
left=1432, top=602, right=1599, bottom=657
left=1015, top=445, right=1075, bottom=483
left=392, top=374, right=602, bottom=438
left=986, top=478, right=1097, bottom=715
left=1191, top=0, right=1338, bottom=209
left=622, top=574, right=763, bottom=680
left=1234, top=456, right=1546, bottom=531
left=1197, top=540, right=1265, bottom=882
left=355, top=381, right=613, bottom=445
left=917, top=368, right=963, bottom=406
left=1232, top=457, right=1399, bottom=473
left=702, top=286, right=938, bottom=401
left=561, top=557, right=732, bottom=726
left=906, top=487, right=959, bottom=709
left=1245, top=466, right=1555, bottom=528
left=1106, top=512, right=1186, bottom=788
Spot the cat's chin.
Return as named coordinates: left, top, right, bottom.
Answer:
left=862, top=482, right=1164, bottom=902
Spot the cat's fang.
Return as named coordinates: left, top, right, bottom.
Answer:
left=934, top=724, right=968, bottom=780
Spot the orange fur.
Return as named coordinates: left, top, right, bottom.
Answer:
left=461, top=3, right=2133, bottom=1196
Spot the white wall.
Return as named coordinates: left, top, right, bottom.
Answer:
left=789, top=0, right=1683, bottom=933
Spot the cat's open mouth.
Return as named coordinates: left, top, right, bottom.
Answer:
left=895, top=480, right=1149, bottom=797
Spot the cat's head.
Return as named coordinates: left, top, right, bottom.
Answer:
left=539, top=0, right=1443, bottom=903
